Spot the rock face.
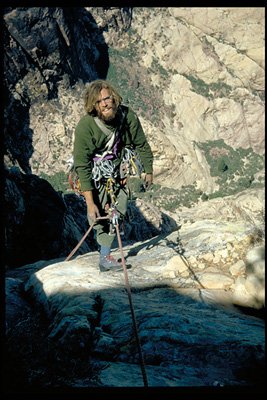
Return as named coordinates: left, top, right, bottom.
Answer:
left=14, top=220, right=264, bottom=388
left=4, top=7, right=264, bottom=179
left=4, top=166, right=177, bottom=268
left=4, top=8, right=98, bottom=173
left=3, top=7, right=265, bottom=268
left=123, top=7, right=265, bottom=191
left=5, top=189, right=265, bottom=389
left=3, top=7, right=265, bottom=390
left=4, top=167, right=94, bottom=267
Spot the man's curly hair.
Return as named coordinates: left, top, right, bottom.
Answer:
left=84, top=80, right=122, bottom=115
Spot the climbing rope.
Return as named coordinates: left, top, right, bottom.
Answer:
left=65, top=209, right=148, bottom=387
left=114, top=215, right=148, bottom=387
left=92, top=158, right=118, bottom=189
left=67, top=147, right=144, bottom=199
left=92, top=147, right=143, bottom=189
left=65, top=216, right=107, bottom=262
left=65, top=158, right=148, bottom=385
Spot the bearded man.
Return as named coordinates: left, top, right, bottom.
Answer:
left=73, top=80, right=153, bottom=272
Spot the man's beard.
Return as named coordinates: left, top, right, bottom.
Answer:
left=97, top=105, right=117, bottom=123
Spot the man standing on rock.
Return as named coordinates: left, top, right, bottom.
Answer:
left=73, top=80, right=153, bottom=272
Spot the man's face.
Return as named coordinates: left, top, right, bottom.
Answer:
left=95, top=88, right=117, bottom=122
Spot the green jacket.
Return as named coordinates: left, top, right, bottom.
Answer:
left=73, top=105, right=153, bottom=191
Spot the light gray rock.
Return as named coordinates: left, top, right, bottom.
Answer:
left=22, top=219, right=265, bottom=387
left=231, top=244, right=265, bottom=309
left=3, top=7, right=265, bottom=388
left=195, top=272, right=234, bottom=289
left=230, top=260, right=246, bottom=276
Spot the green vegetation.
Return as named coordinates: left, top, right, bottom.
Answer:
left=39, top=139, right=264, bottom=211
left=40, top=171, right=70, bottom=193
left=184, top=74, right=232, bottom=99
left=196, top=139, right=264, bottom=199
left=252, top=89, right=265, bottom=102
left=128, top=176, right=203, bottom=211
left=150, top=57, right=169, bottom=79
left=128, top=139, right=264, bottom=211
left=106, top=47, right=168, bottom=124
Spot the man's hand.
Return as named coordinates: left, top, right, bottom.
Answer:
left=83, top=190, right=100, bottom=223
left=87, top=203, right=100, bottom=223
left=144, top=173, right=153, bottom=190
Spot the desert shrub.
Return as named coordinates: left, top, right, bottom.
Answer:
left=197, top=140, right=264, bottom=197
left=130, top=180, right=204, bottom=211
left=201, top=193, right=209, bottom=201
left=106, top=47, right=163, bottom=123
left=217, top=158, right=229, bottom=173
left=183, top=75, right=232, bottom=99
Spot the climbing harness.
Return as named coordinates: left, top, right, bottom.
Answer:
left=65, top=206, right=149, bottom=387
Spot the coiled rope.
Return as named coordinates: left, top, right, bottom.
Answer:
left=92, top=158, right=118, bottom=189
left=92, top=147, right=143, bottom=189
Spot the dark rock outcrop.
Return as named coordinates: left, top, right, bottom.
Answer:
left=4, top=167, right=177, bottom=268
left=3, top=7, right=110, bottom=171
left=4, top=167, right=96, bottom=268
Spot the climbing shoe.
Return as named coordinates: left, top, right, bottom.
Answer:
left=99, top=255, right=124, bottom=272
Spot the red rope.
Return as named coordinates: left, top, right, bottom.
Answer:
left=65, top=213, right=148, bottom=386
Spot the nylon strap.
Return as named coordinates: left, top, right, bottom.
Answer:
left=94, top=116, right=114, bottom=138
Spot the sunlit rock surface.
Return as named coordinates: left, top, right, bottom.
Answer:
left=20, top=221, right=265, bottom=387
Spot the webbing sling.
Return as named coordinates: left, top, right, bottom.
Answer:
left=91, top=109, right=128, bottom=188
left=93, top=108, right=126, bottom=161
